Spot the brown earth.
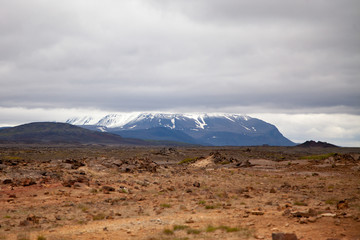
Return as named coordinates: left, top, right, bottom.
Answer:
left=0, top=145, right=360, bottom=240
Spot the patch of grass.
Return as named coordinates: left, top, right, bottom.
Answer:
left=163, top=229, right=174, bottom=235
left=206, top=225, right=218, bottom=232
left=293, top=201, right=308, bottom=206
left=325, top=198, right=337, bottom=205
left=160, top=203, right=171, bottom=208
left=219, top=160, right=231, bottom=165
left=178, top=157, right=197, bottom=164
left=173, top=225, right=189, bottom=231
left=206, top=225, right=240, bottom=233
left=4, top=215, right=11, bottom=219
left=300, top=153, right=336, bottom=160
left=219, top=226, right=239, bottom=233
left=205, top=205, right=215, bottom=209
left=37, top=236, right=47, bottom=240
left=187, top=228, right=201, bottom=234
left=198, top=200, right=206, bottom=205
left=90, top=188, right=98, bottom=194
left=92, top=213, right=106, bottom=221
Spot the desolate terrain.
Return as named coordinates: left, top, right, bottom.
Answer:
left=0, top=145, right=359, bottom=240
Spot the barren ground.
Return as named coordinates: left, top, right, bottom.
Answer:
left=0, top=145, right=360, bottom=240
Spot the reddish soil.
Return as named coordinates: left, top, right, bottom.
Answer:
left=0, top=146, right=359, bottom=240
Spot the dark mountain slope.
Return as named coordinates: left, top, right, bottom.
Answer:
left=0, top=122, right=149, bottom=145
left=113, top=127, right=199, bottom=144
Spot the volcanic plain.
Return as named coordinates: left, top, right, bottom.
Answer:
left=0, top=145, right=359, bottom=240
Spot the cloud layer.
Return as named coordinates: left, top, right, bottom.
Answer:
left=1, top=0, right=359, bottom=112
left=0, top=0, right=359, bottom=146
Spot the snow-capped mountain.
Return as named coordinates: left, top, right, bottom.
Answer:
left=66, top=113, right=295, bottom=146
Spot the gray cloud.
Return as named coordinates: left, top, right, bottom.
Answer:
left=0, top=0, right=359, bottom=145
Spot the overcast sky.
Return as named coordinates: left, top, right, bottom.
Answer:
left=1, top=0, right=359, bottom=146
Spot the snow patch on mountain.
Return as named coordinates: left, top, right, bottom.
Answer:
left=66, top=112, right=252, bottom=130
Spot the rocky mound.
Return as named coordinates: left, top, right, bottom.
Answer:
left=297, top=140, right=338, bottom=148
left=188, top=151, right=253, bottom=168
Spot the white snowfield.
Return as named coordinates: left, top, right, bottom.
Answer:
left=66, top=113, right=252, bottom=130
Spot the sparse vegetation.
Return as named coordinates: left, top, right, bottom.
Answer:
left=92, top=213, right=106, bottom=221
left=160, top=203, right=171, bottom=208
left=173, top=225, right=189, bottom=231
left=187, top=228, right=202, bottom=234
left=325, top=198, right=338, bottom=205
left=294, top=201, right=308, bottom=206
left=178, top=157, right=197, bottom=164
left=300, top=153, right=336, bottom=160
left=0, top=145, right=358, bottom=240
left=163, top=228, right=174, bottom=235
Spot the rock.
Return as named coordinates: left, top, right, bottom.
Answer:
left=63, top=159, right=85, bottom=169
left=272, top=232, right=298, bottom=240
left=19, top=178, right=36, bottom=187
left=3, top=179, right=12, bottom=184
left=193, top=181, right=201, bottom=188
left=299, top=218, right=307, bottom=224
left=270, top=188, right=277, bottom=193
left=336, top=200, right=349, bottom=210
left=185, top=218, right=194, bottom=223
left=62, top=178, right=76, bottom=187
left=308, top=217, right=317, bottom=223
left=102, top=186, right=115, bottom=192
left=251, top=211, right=265, bottom=216
left=321, top=213, right=336, bottom=217
left=334, top=219, right=341, bottom=226
left=26, top=214, right=39, bottom=224
left=19, top=220, right=30, bottom=227
left=291, top=208, right=317, bottom=218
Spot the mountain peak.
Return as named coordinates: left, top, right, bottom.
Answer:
left=65, top=113, right=294, bottom=146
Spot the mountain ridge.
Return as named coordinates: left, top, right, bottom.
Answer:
left=66, top=113, right=295, bottom=146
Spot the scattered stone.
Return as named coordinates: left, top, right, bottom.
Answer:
left=19, top=220, right=30, bottom=227
left=321, top=213, right=336, bottom=217
left=336, top=200, right=349, bottom=210
left=270, top=188, right=277, bottom=193
left=334, top=219, right=341, bottom=226
left=193, top=181, right=201, bottom=188
left=299, top=218, right=307, bottom=224
left=102, top=186, right=115, bottom=192
left=255, top=234, right=265, bottom=239
left=26, top=214, right=39, bottom=224
left=185, top=218, right=194, bottom=223
left=3, top=179, right=12, bottom=184
left=251, top=211, right=264, bottom=216
left=291, top=208, right=317, bottom=218
left=272, top=232, right=298, bottom=240
left=19, top=178, right=36, bottom=186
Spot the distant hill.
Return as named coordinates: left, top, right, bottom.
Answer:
left=297, top=140, right=338, bottom=148
left=0, top=122, right=150, bottom=145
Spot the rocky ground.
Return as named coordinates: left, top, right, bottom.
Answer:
left=0, top=145, right=360, bottom=240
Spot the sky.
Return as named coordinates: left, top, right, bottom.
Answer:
left=0, top=0, right=359, bottom=146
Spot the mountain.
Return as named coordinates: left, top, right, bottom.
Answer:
left=66, top=113, right=295, bottom=146
left=0, top=122, right=150, bottom=145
